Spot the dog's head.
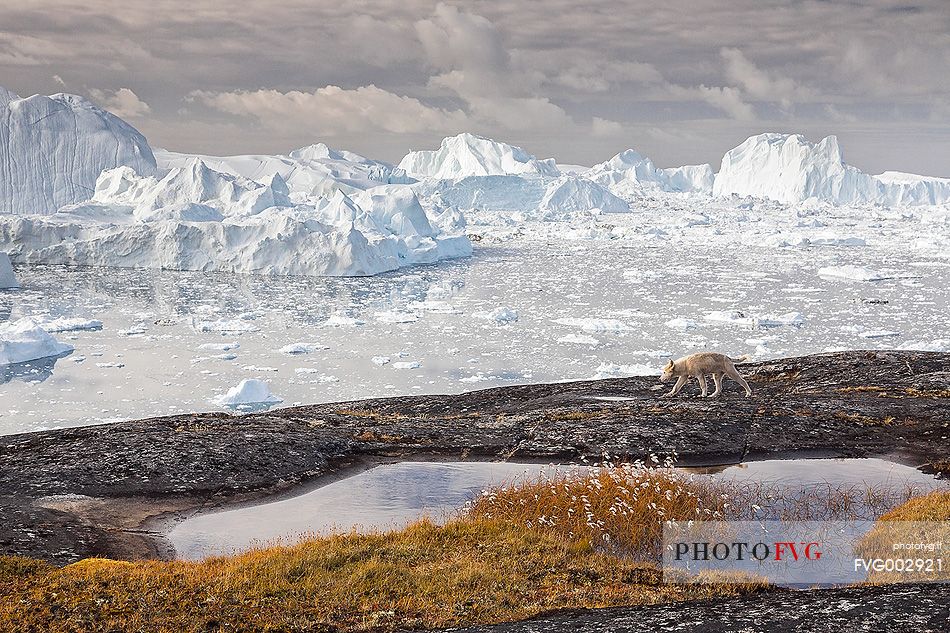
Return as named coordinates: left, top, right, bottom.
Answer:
left=659, top=359, right=675, bottom=382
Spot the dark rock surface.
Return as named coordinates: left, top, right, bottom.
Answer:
left=446, top=583, right=950, bottom=633
left=0, top=350, right=947, bottom=565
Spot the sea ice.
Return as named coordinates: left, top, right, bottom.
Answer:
left=556, top=333, right=600, bottom=345
left=817, top=265, right=892, bottom=282
left=592, top=363, right=657, bottom=379
left=552, top=318, right=631, bottom=333
left=278, top=343, right=327, bottom=354
left=37, top=317, right=103, bottom=332
left=475, top=307, right=519, bottom=323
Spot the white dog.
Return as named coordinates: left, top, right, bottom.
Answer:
left=659, top=352, right=752, bottom=398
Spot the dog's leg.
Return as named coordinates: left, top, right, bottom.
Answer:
left=711, top=373, right=722, bottom=397
left=698, top=373, right=708, bottom=397
left=663, top=376, right=687, bottom=397
left=725, top=366, right=752, bottom=397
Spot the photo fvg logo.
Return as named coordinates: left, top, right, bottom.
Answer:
left=673, top=541, right=823, bottom=562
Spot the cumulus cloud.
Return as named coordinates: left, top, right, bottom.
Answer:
left=591, top=117, right=624, bottom=137
left=89, top=87, right=151, bottom=118
left=720, top=47, right=804, bottom=109
left=190, top=85, right=469, bottom=136
left=693, top=84, right=756, bottom=120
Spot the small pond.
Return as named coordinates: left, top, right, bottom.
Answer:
left=166, top=457, right=945, bottom=561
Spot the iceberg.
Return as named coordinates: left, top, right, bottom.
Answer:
left=155, top=142, right=414, bottom=198
left=0, top=252, right=17, bottom=289
left=212, top=378, right=282, bottom=408
left=0, top=162, right=472, bottom=276
left=0, top=318, right=74, bottom=365
left=713, top=133, right=950, bottom=206
left=586, top=148, right=714, bottom=194
left=398, top=133, right=559, bottom=179
left=538, top=176, right=630, bottom=215
left=0, top=89, right=156, bottom=215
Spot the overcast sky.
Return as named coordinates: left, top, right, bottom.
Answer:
left=3, top=1, right=949, bottom=174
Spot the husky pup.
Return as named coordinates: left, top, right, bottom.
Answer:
left=659, top=353, right=752, bottom=398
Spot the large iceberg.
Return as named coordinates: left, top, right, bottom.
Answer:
left=0, top=89, right=156, bottom=215
left=538, top=176, right=630, bottom=216
left=0, top=160, right=471, bottom=276
left=398, top=133, right=560, bottom=179
left=713, top=133, right=950, bottom=205
left=586, top=149, right=714, bottom=194
left=874, top=171, right=950, bottom=206
left=155, top=143, right=414, bottom=199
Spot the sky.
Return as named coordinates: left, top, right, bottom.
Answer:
left=2, top=1, right=950, bottom=175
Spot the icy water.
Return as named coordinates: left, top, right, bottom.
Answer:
left=1, top=240, right=948, bottom=434
left=166, top=458, right=946, bottom=560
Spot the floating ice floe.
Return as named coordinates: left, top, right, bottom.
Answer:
left=37, top=317, right=103, bottom=332
left=0, top=253, right=18, bottom=289
left=213, top=379, right=282, bottom=408
left=278, top=342, right=327, bottom=355
left=704, top=310, right=805, bottom=328
left=901, top=339, right=950, bottom=352
left=325, top=314, right=365, bottom=327
left=195, top=319, right=261, bottom=333
left=817, top=265, right=894, bottom=282
left=664, top=318, right=699, bottom=330
left=553, top=317, right=631, bottom=333
left=593, top=362, right=657, bottom=379
left=392, top=361, right=422, bottom=369
left=0, top=318, right=74, bottom=365
left=375, top=310, right=419, bottom=324
left=475, top=307, right=519, bottom=324
left=557, top=333, right=600, bottom=346
left=371, top=356, right=391, bottom=366
left=198, top=342, right=240, bottom=351
left=858, top=330, right=901, bottom=339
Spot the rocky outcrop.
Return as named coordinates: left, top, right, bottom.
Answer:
left=0, top=350, right=947, bottom=564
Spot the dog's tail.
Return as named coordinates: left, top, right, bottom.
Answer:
left=730, top=354, right=752, bottom=364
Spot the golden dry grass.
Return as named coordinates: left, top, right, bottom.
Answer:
left=857, top=490, right=950, bottom=585
left=0, top=518, right=760, bottom=633
left=0, top=462, right=938, bottom=632
left=466, top=464, right=720, bottom=559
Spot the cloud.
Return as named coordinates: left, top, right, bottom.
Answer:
left=3, top=0, right=949, bottom=172
left=89, top=87, right=151, bottom=118
left=415, top=4, right=577, bottom=131
left=663, top=83, right=756, bottom=121
left=720, top=47, right=803, bottom=109
left=591, top=116, right=624, bottom=137
left=190, top=85, right=470, bottom=136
